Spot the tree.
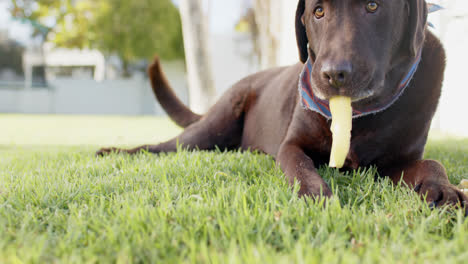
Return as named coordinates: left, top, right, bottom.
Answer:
left=235, top=0, right=282, bottom=70
left=255, top=0, right=281, bottom=69
left=10, top=0, right=64, bottom=39
left=236, top=0, right=281, bottom=70
left=9, top=0, right=185, bottom=77
left=179, top=0, right=216, bottom=113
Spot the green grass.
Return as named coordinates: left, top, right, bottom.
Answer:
left=1, top=114, right=468, bottom=263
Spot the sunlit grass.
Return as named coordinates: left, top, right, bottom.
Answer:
left=0, top=114, right=181, bottom=147
left=0, top=114, right=467, bottom=263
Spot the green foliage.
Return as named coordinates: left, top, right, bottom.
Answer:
left=10, top=0, right=77, bottom=39
left=10, top=0, right=185, bottom=67
left=92, top=0, right=184, bottom=62
left=1, top=115, right=468, bottom=263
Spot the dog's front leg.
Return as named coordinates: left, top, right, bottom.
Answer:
left=389, top=160, right=468, bottom=212
left=277, top=142, right=332, bottom=198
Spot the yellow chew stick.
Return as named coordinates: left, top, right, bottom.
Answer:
left=329, top=96, right=353, bottom=168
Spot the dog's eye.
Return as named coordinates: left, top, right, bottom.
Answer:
left=366, top=1, right=379, bottom=13
left=314, top=6, right=325, bottom=19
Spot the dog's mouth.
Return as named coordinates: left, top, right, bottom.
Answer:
left=310, top=74, right=378, bottom=103
left=300, top=54, right=416, bottom=118
left=350, top=89, right=375, bottom=102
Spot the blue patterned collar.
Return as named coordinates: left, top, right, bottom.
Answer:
left=298, top=50, right=422, bottom=119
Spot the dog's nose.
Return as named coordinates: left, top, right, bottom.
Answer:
left=321, top=62, right=352, bottom=88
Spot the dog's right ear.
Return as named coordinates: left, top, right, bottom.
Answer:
left=296, top=0, right=309, bottom=63
left=406, top=0, right=428, bottom=57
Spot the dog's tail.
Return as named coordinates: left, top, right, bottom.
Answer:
left=148, top=56, right=202, bottom=128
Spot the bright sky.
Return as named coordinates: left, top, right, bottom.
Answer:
left=209, top=0, right=244, bottom=34
left=172, top=0, right=246, bottom=34
left=0, top=2, right=33, bottom=45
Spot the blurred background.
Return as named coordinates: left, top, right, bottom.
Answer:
left=0, top=0, right=467, bottom=138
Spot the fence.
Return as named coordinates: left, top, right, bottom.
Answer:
left=0, top=61, right=189, bottom=116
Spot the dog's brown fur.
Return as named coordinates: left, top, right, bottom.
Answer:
left=98, top=0, right=467, bottom=212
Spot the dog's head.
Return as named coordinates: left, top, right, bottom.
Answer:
left=296, top=0, right=428, bottom=104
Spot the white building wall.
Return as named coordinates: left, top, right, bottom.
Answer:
left=209, top=33, right=258, bottom=97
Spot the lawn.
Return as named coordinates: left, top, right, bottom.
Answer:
left=1, top=114, right=468, bottom=263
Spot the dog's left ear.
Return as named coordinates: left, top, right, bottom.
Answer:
left=296, top=0, right=309, bottom=63
left=407, top=0, right=428, bottom=57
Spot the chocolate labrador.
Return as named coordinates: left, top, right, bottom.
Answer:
left=98, top=0, right=468, bottom=210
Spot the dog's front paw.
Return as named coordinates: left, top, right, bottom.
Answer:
left=298, top=183, right=333, bottom=200
left=414, top=180, right=468, bottom=215
left=96, top=147, right=121, bottom=157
